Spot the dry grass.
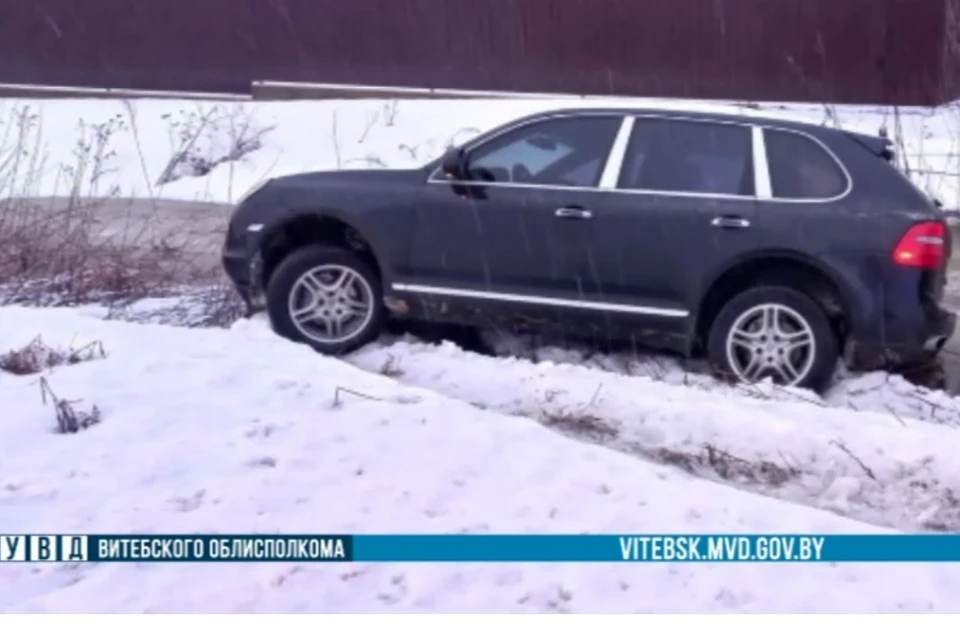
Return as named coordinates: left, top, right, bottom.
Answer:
left=0, top=103, right=250, bottom=321
left=377, top=354, right=405, bottom=378
left=540, top=405, right=799, bottom=489
left=539, top=407, right=619, bottom=443
left=0, top=195, right=236, bottom=310
left=0, top=336, right=106, bottom=375
left=0, top=336, right=107, bottom=434
left=39, top=376, right=101, bottom=434
left=154, top=104, right=274, bottom=188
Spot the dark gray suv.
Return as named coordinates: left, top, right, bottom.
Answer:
left=222, top=107, right=956, bottom=391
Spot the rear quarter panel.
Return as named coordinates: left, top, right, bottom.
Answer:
left=754, top=127, right=946, bottom=342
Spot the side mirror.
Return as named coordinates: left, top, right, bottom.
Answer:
left=440, top=147, right=465, bottom=180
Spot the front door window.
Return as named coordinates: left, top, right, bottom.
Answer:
left=465, top=116, right=621, bottom=188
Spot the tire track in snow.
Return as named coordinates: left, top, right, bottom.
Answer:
left=482, top=331, right=960, bottom=428
left=348, top=337, right=960, bottom=533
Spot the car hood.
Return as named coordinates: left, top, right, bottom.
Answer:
left=264, top=168, right=425, bottom=190
left=232, top=167, right=427, bottom=224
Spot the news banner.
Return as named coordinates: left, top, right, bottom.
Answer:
left=4, top=534, right=960, bottom=563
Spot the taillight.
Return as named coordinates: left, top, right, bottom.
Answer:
left=892, top=221, right=946, bottom=268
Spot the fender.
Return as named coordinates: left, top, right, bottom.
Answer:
left=694, top=248, right=862, bottom=327
left=253, top=207, right=397, bottom=283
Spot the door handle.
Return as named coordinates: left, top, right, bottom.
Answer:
left=711, top=215, right=750, bottom=229
left=555, top=207, right=593, bottom=219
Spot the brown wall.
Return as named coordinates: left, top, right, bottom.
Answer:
left=0, top=0, right=953, bottom=105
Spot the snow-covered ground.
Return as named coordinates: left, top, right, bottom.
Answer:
left=347, top=337, right=960, bottom=533
left=1, top=96, right=959, bottom=208
left=67, top=292, right=960, bottom=535
left=2, top=305, right=960, bottom=613
left=4, top=96, right=960, bottom=612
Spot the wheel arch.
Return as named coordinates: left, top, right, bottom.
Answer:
left=694, top=250, right=854, bottom=351
left=256, top=210, right=387, bottom=290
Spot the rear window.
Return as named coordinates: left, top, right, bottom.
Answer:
left=764, top=129, right=848, bottom=200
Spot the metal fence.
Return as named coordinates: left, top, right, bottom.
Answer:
left=0, top=0, right=954, bottom=105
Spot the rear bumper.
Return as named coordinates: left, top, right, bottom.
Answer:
left=845, top=305, right=956, bottom=369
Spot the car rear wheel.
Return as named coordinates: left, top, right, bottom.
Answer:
left=266, top=245, right=384, bottom=355
left=706, top=285, right=838, bottom=391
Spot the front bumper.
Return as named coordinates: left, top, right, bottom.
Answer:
left=222, top=224, right=266, bottom=315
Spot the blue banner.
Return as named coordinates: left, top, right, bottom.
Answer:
left=3, top=534, right=960, bottom=563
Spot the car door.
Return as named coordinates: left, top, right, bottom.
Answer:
left=397, top=113, right=623, bottom=325
left=564, top=116, right=760, bottom=343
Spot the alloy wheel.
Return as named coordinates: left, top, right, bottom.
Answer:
left=287, top=265, right=375, bottom=345
left=724, top=303, right=816, bottom=386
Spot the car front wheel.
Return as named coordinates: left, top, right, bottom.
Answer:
left=706, top=285, right=838, bottom=391
left=266, top=245, right=384, bottom=355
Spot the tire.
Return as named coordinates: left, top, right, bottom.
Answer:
left=266, top=244, right=384, bottom=355
left=706, top=285, right=838, bottom=392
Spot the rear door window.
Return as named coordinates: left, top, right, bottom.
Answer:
left=764, top=129, right=848, bottom=200
left=617, top=119, right=755, bottom=196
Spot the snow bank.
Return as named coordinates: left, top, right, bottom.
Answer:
left=1, top=96, right=957, bottom=208
left=478, top=330, right=960, bottom=426
left=347, top=335, right=960, bottom=533
left=1, top=305, right=959, bottom=613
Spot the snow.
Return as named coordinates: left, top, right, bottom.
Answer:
left=4, top=94, right=960, bottom=612
left=1, top=96, right=958, bottom=208
left=348, top=335, right=960, bottom=533
left=2, top=305, right=960, bottom=613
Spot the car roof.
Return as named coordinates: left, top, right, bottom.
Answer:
left=513, top=106, right=880, bottom=140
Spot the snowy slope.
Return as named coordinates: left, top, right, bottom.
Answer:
left=348, top=336, right=960, bottom=533
left=1, top=97, right=958, bottom=208
left=1, top=306, right=960, bottom=613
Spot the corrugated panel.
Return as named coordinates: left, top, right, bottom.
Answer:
left=0, top=0, right=952, bottom=105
